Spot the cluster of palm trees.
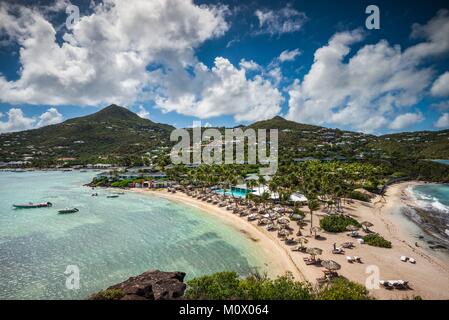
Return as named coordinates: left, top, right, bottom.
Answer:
left=164, top=161, right=385, bottom=233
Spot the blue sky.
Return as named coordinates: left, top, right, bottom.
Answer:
left=0, top=0, right=449, bottom=134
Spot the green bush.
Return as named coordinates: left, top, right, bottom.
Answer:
left=363, top=234, right=392, bottom=248
left=316, top=278, right=370, bottom=300
left=185, top=272, right=371, bottom=300
left=91, top=288, right=124, bottom=300
left=320, top=215, right=361, bottom=233
left=185, top=272, right=312, bottom=300
left=111, top=179, right=132, bottom=188
left=185, top=272, right=242, bottom=300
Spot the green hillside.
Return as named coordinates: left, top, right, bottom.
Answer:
left=0, top=105, right=174, bottom=166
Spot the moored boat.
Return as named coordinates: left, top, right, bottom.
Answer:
left=58, top=208, right=79, bottom=214
left=107, top=195, right=119, bottom=198
left=13, top=202, right=53, bottom=209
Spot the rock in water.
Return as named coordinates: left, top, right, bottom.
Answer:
left=90, top=270, right=186, bottom=300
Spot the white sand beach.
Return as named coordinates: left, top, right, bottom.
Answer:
left=131, top=183, right=449, bottom=300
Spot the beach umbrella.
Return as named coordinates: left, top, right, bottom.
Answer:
left=321, top=260, right=341, bottom=271
left=278, top=217, right=290, bottom=225
left=278, top=229, right=291, bottom=237
left=346, top=224, right=359, bottom=232
left=296, top=237, right=309, bottom=248
left=306, top=247, right=323, bottom=258
left=311, top=226, right=321, bottom=237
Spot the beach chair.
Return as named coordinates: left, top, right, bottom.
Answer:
left=379, top=280, right=394, bottom=290
left=341, top=242, right=354, bottom=249
left=332, top=247, right=345, bottom=254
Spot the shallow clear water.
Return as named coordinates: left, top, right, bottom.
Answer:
left=0, top=171, right=268, bottom=299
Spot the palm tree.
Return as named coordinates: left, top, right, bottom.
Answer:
left=307, top=197, right=320, bottom=236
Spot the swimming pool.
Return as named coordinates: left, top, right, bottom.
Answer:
left=214, top=187, right=252, bottom=198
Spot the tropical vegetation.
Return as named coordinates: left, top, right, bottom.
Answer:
left=185, top=271, right=371, bottom=300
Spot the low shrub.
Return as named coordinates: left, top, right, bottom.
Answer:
left=363, top=234, right=392, bottom=248
left=320, top=215, right=361, bottom=233
left=316, top=278, right=371, bottom=300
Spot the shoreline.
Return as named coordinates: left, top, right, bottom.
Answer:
left=127, top=185, right=449, bottom=300
left=128, top=188, right=306, bottom=282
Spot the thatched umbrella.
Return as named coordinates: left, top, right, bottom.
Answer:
left=361, top=221, right=374, bottom=232
left=278, top=217, right=290, bottom=225
left=258, top=218, right=271, bottom=226
left=321, top=260, right=341, bottom=271
left=306, top=247, right=323, bottom=259
left=296, top=237, right=309, bottom=249
left=346, top=224, right=359, bottom=232
left=278, top=229, right=291, bottom=237
left=311, top=226, right=321, bottom=238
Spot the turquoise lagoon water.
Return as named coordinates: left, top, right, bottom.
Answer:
left=431, top=160, right=449, bottom=166
left=0, top=171, right=268, bottom=299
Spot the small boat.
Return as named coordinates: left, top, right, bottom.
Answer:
left=107, top=195, right=119, bottom=198
left=58, top=208, right=79, bottom=214
left=13, top=202, right=53, bottom=209
left=91, top=193, right=98, bottom=196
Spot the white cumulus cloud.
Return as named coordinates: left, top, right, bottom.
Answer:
left=255, top=5, right=307, bottom=36
left=435, top=113, right=449, bottom=128
left=0, top=107, right=63, bottom=133
left=286, top=10, right=449, bottom=133
left=278, top=48, right=301, bottom=62
left=154, top=57, right=283, bottom=122
left=136, top=106, right=150, bottom=119
left=0, top=0, right=229, bottom=106
left=389, top=112, right=424, bottom=130
left=431, top=72, right=449, bottom=97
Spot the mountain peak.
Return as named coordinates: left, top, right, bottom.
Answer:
left=91, top=104, right=142, bottom=122
left=272, top=115, right=287, bottom=121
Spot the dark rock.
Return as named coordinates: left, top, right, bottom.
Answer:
left=90, top=270, right=186, bottom=300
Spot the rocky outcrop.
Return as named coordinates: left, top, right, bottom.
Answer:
left=90, top=270, right=186, bottom=300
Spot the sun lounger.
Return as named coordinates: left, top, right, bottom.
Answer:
left=380, top=280, right=394, bottom=290
left=341, top=242, right=354, bottom=249
left=409, top=258, right=416, bottom=264
left=332, top=248, right=345, bottom=254
left=354, top=256, right=362, bottom=263
left=400, top=256, right=408, bottom=262
left=346, top=256, right=355, bottom=263
left=303, top=257, right=321, bottom=265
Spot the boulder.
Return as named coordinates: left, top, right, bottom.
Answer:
left=90, top=270, right=186, bottom=300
